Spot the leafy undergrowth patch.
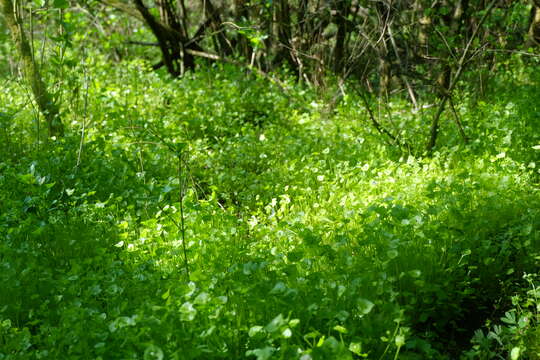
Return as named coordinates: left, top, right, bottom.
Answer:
left=0, top=61, right=539, bottom=359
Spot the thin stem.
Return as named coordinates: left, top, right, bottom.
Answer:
left=76, top=53, right=89, bottom=168
left=178, top=152, right=190, bottom=281
left=378, top=321, right=400, bottom=360
left=448, top=97, right=468, bottom=143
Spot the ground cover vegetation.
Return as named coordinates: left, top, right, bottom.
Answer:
left=1, top=0, right=539, bottom=358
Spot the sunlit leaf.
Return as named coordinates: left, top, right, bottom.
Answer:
left=357, top=298, right=374, bottom=316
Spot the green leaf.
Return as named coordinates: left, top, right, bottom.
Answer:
left=312, top=337, right=352, bottom=359
left=245, top=346, right=275, bottom=360
left=180, top=302, right=197, bottom=321
left=161, top=289, right=170, bottom=300
left=194, top=292, right=211, bottom=304
left=333, top=325, right=347, bottom=334
left=510, top=347, right=521, bottom=360
left=356, top=298, right=374, bottom=316
left=501, top=311, right=516, bottom=325
left=395, top=334, right=405, bottom=347
left=19, top=173, right=35, bottom=185
left=282, top=328, right=292, bottom=338
left=144, top=345, right=164, bottom=360
left=349, top=342, right=366, bottom=356
left=265, top=314, right=285, bottom=333
left=289, top=318, right=300, bottom=327
left=269, top=281, right=287, bottom=294
left=53, top=0, right=69, bottom=9
left=248, top=325, right=264, bottom=337
left=287, top=250, right=303, bottom=262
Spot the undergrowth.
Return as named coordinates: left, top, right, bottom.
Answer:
left=0, top=58, right=539, bottom=359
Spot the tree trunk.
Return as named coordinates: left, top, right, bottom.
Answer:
left=201, top=0, right=233, bottom=57
left=528, top=3, right=540, bottom=47
left=1, top=0, right=64, bottom=137
left=273, top=0, right=295, bottom=68
left=333, top=0, right=349, bottom=74
left=233, top=0, right=252, bottom=60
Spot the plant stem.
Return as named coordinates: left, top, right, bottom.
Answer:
left=178, top=152, right=190, bottom=281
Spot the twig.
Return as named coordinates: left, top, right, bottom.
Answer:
left=354, top=82, right=408, bottom=149
left=127, top=40, right=159, bottom=46
left=427, top=0, right=498, bottom=153
left=448, top=97, right=468, bottom=143
left=387, top=25, right=418, bottom=109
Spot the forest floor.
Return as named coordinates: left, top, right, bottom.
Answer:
left=1, top=60, right=539, bottom=359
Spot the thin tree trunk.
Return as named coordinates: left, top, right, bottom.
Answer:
left=201, top=0, right=233, bottom=57
left=333, top=0, right=349, bottom=74
left=233, top=0, right=252, bottom=60
left=527, top=3, right=540, bottom=47
left=1, top=0, right=64, bottom=137
left=273, top=0, right=294, bottom=68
